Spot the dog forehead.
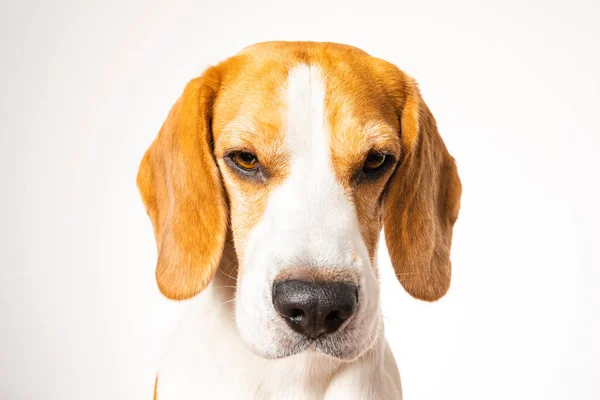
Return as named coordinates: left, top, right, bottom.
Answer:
left=212, top=42, right=401, bottom=150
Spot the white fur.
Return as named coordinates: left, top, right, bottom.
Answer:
left=157, top=261, right=401, bottom=399
left=235, top=65, right=381, bottom=360
left=156, top=65, right=402, bottom=398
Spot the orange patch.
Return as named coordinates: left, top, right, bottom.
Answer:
left=153, top=375, right=158, bottom=400
left=137, top=70, right=227, bottom=300
left=211, top=52, right=291, bottom=265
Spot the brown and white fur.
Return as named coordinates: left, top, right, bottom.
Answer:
left=137, top=41, right=462, bottom=399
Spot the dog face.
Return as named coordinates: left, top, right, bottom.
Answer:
left=137, top=42, right=462, bottom=360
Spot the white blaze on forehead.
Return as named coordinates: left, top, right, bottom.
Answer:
left=285, top=64, right=331, bottom=173
left=280, top=64, right=354, bottom=260
left=244, top=64, right=364, bottom=266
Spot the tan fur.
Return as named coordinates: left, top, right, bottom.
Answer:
left=137, top=69, right=227, bottom=300
left=137, top=41, right=461, bottom=303
left=383, top=77, right=462, bottom=301
left=153, top=375, right=158, bottom=400
left=275, top=266, right=358, bottom=286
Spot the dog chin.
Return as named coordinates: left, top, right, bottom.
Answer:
left=252, top=327, right=381, bottom=362
left=237, top=302, right=382, bottom=361
left=259, top=342, right=372, bottom=362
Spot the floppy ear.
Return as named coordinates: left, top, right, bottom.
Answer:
left=137, top=68, right=227, bottom=300
left=384, top=75, right=462, bottom=301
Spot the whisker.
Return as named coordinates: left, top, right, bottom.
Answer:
left=219, top=269, right=239, bottom=283
left=217, top=298, right=237, bottom=307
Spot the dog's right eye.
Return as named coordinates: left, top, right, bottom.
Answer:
left=231, top=151, right=259, bottom=171
left=359, top=151, right=394, bottom=180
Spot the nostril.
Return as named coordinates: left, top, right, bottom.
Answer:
left=325, top=310, right=341, bottom=323
left=288, top=308, right=305, bottom=320
left=323, top=307, right=353, bottom=333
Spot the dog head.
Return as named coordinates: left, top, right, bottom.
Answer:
left=137, top=42, right=461, bottom=360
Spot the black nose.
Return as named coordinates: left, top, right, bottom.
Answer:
left=272, top=280, right=358, bottom=338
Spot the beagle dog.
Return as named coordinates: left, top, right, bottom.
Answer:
left=138, top=41, right=461, bottom=399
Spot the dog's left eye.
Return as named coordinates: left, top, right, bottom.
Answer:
left=363, top=152, right=387, bottom=173
left=231, top=151, right=259, bottom=170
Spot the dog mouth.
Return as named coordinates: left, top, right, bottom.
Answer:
left=265, top=310, right=381, bottom=361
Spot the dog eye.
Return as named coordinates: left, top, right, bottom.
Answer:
left=231, top=151, right=259, bottom=170
left=363, top=152, right=386, bottom=173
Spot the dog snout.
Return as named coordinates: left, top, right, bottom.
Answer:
left=272, top=280, right=358, bottom=338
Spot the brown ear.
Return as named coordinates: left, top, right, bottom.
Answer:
left=136, top=68, right=227, bottom=300
left=384, top=75, right=462, bottom=301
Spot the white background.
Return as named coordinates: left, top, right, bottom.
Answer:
left=1, top=0, right=599, bottom=399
